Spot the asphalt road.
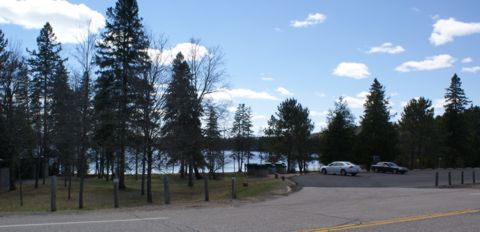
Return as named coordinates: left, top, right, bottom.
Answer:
left=292, top=168, right=479, bottom=188
left=1, top=185, right=479, bottom=231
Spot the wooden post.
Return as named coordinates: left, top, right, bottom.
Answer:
left=473, top=170, right=476, bottom=184
left=50, top=175, right=57, bottom=212
left=19, top=171, right=23, bottom=207
left=113, top=178, right=119, bottom=208
left=435, top=172, right=439, bottom=187
left=448, top=171, right=451, bottom=186
left=231, top=177, right=237, bottom=200
left=163, top=175, right=170, bottom=205
left=461, top=171, right=464, bottom=184
left=204, top=176, right=209, bottom=202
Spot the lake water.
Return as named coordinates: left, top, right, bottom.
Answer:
left=89, top=151, right=323, bottom=174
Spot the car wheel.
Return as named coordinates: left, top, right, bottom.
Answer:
left=321, top=169, right=327, bottom=175
left=340, top=169, right=346, bottom=176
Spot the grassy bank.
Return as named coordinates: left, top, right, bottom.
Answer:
left=0, top=174, right=286, bottom=213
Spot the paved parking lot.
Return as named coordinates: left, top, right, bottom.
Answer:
left=292, top=168, right=479, bottom=188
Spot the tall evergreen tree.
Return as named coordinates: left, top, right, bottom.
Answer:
left=204, top=105, right=222, bottom=178
left=465, top=106, right=480, bottom=166
left=398, top=97, right=436, bottom=168
left=51, top=61, right=75, bottom=176
left=321, top=97, right=356, bottom=164
left=442, top=73, right=470, bottom=167
left=93, top=75, right=116, bottom=181
left=0, top=31, right=34, bottom=190
left=95, top=0, right=150, bottom=189
left=266, top=98, right=314, bottom=173
left=27, top=22, right=64, bottom=186
left=355, top=78, right=397, bottom=167
left=231, top=103, right=253, bottom=172
left=161, top=53, right=202, bottom=187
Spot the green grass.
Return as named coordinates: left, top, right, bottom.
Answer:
left=0, top=174, right=286, bottom=213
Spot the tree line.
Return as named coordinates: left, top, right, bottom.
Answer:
left=0, top=0, right=225, bottom=207
left=1, top=0, right=479, bottom=208
left=256, top=76, right=479, bottom=173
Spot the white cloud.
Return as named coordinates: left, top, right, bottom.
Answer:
left=395, top=54, right=456, bottom=72
left=462, top=66, right=480, bottom=73
left=252, top=114, right=268, bottom=120
left=0, top=0, right=105, bottom=44
left=276, top=87, right=293, bottom=96
left=315, top=92, right=326, bottom=97
left=310, top=110, right=329, bottom=117
left=461, top=57, right=473, bottom=63
left=343, top=91, right=369, bottom=109
left=314, top=120, right=328, bottom=131
left=290, top=13, right=326, bottom=28
left=260, top=73, right=274, bottom=81
left=433, top=99, right=445, bottom=109
left=227, top=106, right=237, bottom=113
left=333, top=62, right=370, bottom=79
left=430, top=18, right=480, bottom=46
left=367, top=42, right=405, bottom=54
left=274, top=27, right=283, bottom=32
left=148, top=42, right=209, bottom=65
left=206, top=88, right=279, bottom=102
left=411, top=7, right=420, bottom=12
left=390, top=92, right=400, bottom=97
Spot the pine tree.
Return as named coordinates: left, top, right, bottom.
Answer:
left=0, top=30, right=11, bottom=184
left=0, top=30, right=35, bottom=190
left=398, top=97, right=435, bottom=168
left=51, top=61, right=75, bottom=176
left=93, top=74, right=116, bottom=182
left=231, top=103, right=253, bottom=172
left=27, top=22, right=64, bottom=186
left=161, top=53, right=202, bottom=187
left=321, top=97, right=356, bottom=164
left=204, top=105, right=222, bottom=178
left=356, top=78, right=397, bottom=167
left=95, top=0, right=150, bottom=189
left=443, top=73, right=470, bottom=167
left=267, top=98, right=314, bottom=173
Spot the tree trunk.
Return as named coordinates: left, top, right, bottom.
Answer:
left=188, top=157, right=194, bottom=187
left=146, top=149, right=153, bottom=203
left=141, top=149, right=146, bottom=195
left=34, top=160, right=39, bottom=188
left=68, top=166, right=72, bottom=200
left=9, top=161, right=16, bottom=191
left=105, top=157, right=110, bottom=182
left=135, top=151, right=139, bottom=181
left=119, top=146, right=126, bottom=189
left=79, top=149, right=85, bottom=209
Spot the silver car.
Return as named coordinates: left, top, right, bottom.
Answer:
left=321, top=161, right=360, bottom=176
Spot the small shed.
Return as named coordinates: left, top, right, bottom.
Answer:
left=246, top=164, right=270, bottom=177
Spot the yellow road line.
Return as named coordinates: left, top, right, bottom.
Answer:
left=298, top=209, right=480, bottom=232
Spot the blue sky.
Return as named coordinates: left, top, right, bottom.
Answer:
left=1, top=0, right=480, bottom=133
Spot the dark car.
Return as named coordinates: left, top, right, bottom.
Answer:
left=371, top=162, right=408, bottom=174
